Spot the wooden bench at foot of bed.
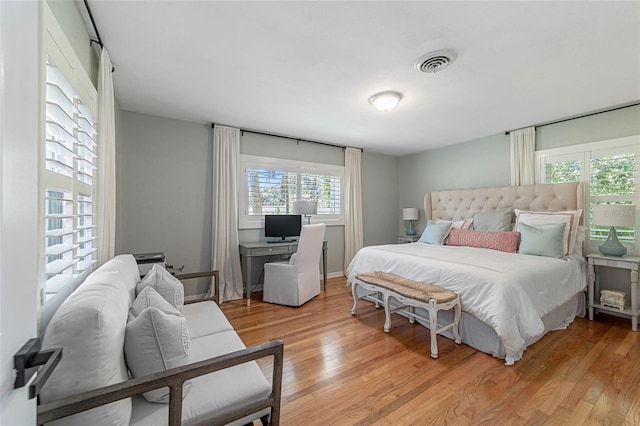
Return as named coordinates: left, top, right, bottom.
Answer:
left=351, top=271, right=462, bottom=359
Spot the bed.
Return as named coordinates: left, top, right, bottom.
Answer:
left=347, top=182, right=588, bottom=365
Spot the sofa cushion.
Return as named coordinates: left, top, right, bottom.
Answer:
left=41, top=271, right=132, bottom=425
left=129, top=331, right=271, bottom=426
left=125, top=307, right=192, bottom=403
left=92, top=254, right=140, bottom=305
left=136, top=264, right=184, bottom=312
left=130, top=286, right=183, bottom=318
left=182, top=301, right=234, bottom=339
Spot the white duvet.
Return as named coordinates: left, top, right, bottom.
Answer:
left=346, top=243, right=587, bottom=364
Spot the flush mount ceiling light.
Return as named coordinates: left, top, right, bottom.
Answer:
left=415, top=49, right=457, bottom=73
left=369, top=91, right=402, bottom=112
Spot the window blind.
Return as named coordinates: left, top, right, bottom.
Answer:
left=240, top=155, right=345, bottom=228
left=44, top=58, right=98, bottom=299
left=538, top=140, right=639, bottom=250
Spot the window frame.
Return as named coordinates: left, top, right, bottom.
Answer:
left=536, top=135, right=640, bottom=254
left=41, top=4, right=99, bottom=307
left=239, top=155, right=344, bottom=229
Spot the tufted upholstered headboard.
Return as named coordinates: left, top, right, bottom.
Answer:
left=424, top=182, right=584, bottom=224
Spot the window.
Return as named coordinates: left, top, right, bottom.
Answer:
left=240, top=155, right=343, bottom=228
left=42, top=0, right=102, bottom=312
left=44, top=58, right=98, bottom=300
left=536, top=136, right=640, bottom=253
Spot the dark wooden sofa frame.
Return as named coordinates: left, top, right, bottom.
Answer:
left=37, top=271, right=284, bottom=426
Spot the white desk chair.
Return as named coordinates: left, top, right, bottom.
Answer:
left=263, top=223, right=326, bottom=306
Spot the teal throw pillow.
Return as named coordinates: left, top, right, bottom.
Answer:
left=418, top=220, right=452, bottom=245
left=518, top=222, right=566, bottom=258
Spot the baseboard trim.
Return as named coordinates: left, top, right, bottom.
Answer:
left=186, top=272, right=346, bottom=301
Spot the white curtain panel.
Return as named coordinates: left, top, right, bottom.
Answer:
left=96, top=48, right=116, bottom=265
left=344, top=147, right=364, bottom=272
left=510, top=126, right=536, bottom=185
left=212, top=125, right=243, bottom=301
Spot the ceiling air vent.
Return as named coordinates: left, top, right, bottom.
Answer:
left=415, top=49, right=457, bottom=74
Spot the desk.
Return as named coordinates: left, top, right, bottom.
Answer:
left=239, top=241, right=328, bottom=306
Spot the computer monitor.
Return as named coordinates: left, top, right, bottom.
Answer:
left=264, top=214, right=302, bottom=242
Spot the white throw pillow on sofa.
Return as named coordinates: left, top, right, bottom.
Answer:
left=131, top=286, right=183, bottom=318
left=136, top=264, right=184, bottom=312
left=125, top=306, right=192, bottom=403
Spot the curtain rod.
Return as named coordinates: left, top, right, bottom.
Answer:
left=84, top=0, right=103, bottom=49
left=211, top=123, right=363, bottom=152
left=504, top=102, right=640, bottom=135
left=83, top=0, right=115, bottom=72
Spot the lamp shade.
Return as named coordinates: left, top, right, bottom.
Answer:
left=292, top=200, right=318, bottom=215
left=592, top=205, right=636, bottom=227
left=402, top=208, right=419, bottom=221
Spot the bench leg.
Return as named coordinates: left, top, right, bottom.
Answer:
left=429, top=301, right=438, bottom=359
left=408, top=306, right=415, bottom=324
left=453, top=298, right=462, bottom=344
left=383, top=292, right=392, bottom=333
left=375, top=291, right=382, bottom=309
left=350, top=281, right=359, bottom=315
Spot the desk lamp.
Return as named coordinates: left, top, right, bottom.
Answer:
left=592, top=205, right=636, bottom=256
left=293, top=200, right=317, bottom=225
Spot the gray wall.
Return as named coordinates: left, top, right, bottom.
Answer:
left=362, top=151, right=399, bottom=246
left=536, top=104, right=640, bottom=151
left=398, top=104, right=640, bottom=234
left=117, top=112, right=213, bottom=295
left=398, top=133, right=510, bottom=233
left=117, top=113, right=399, bottom=295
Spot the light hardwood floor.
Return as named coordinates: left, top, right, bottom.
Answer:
left=219, top=277, right=640, bottom=425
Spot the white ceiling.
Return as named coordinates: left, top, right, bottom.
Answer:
left=90, top=1, right=640, bottom=156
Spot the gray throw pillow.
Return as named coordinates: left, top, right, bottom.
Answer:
left=518, top=222, right=566, bottom=258
left=473, top=209, right=512, bottom=232
left=124, top=307, right=192, bottom=403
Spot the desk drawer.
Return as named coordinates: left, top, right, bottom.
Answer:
left=251, top=245, right=291, bottom=256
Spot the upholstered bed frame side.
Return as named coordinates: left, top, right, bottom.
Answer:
left=424, top=182, right=584, bottom=224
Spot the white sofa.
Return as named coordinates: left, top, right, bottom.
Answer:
left=39, top=254, right=283, bottom=425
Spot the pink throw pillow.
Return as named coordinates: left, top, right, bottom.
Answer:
left=447, top=228, right=520, bottom=253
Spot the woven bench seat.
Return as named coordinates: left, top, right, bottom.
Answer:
left=351, top=271, right=462, bottom=359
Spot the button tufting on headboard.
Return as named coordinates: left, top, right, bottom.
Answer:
left=425, top=182, right=582, bottom=223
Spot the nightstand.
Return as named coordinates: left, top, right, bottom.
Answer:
left=398, top=235, right=419, bottom=244
left=587, top=253, right=640, bottom=331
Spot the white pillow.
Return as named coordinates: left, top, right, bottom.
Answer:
left=131, top=286, right=183, bottom=318
left=434, top=218, right=473, bottom=230
left=515, top=209, right=582, bottom=256
left=573, top=225, right=586, bottom=257
left=125, top=307, right=192, bottom=403
left=137, top=264, right=184, bottom=312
